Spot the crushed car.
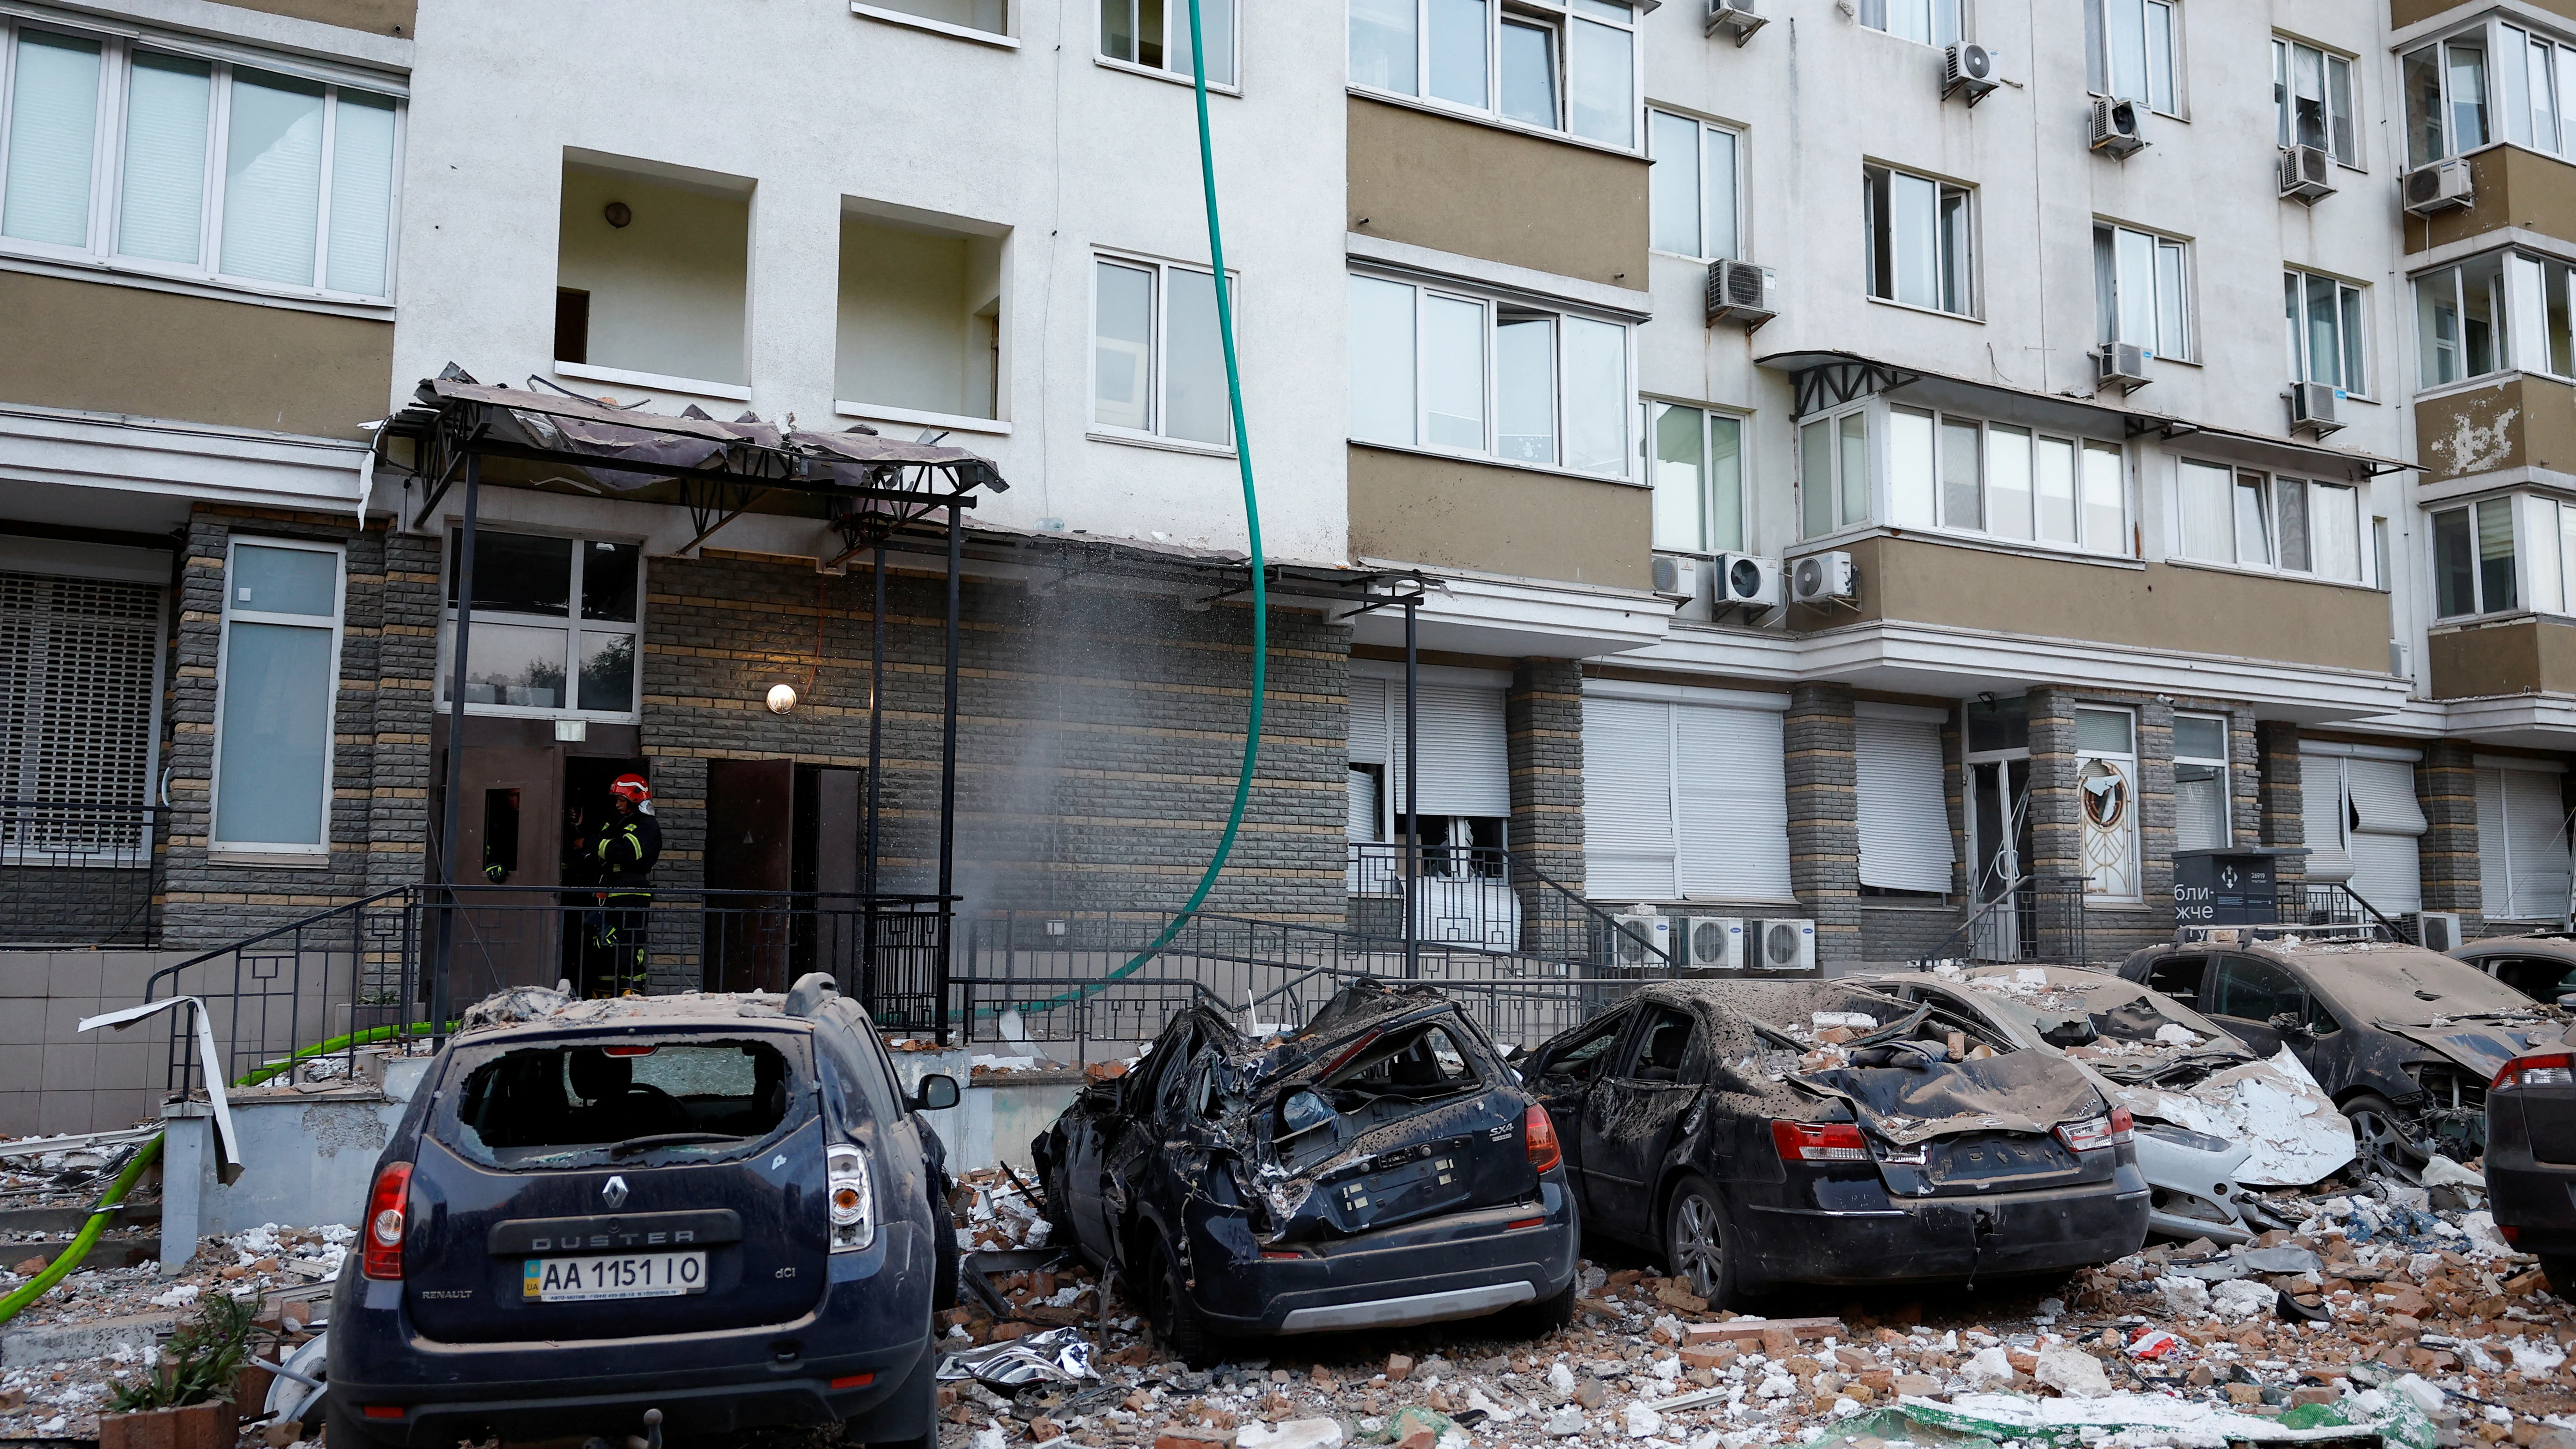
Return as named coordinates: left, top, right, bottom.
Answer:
left=1031, top=980, right=1577, bottom=1367
left=326, top=976, right=959, bottom=1449
left=2486, top=1013, right=2576, bottom=1289
left=2451, top=931, right=2576, bottom=1004
left=1852, top=964, right=2354, bottom=1245
left=2118, top=929, right=2569, bottom=1171
left=1524, top=980, right=2148, bottom=1309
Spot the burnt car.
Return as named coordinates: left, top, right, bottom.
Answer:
left=1525, top=980, right=2148, bottom=1308
left=2118, top=932, right=2567, bottom=1168
left=2486, top=1018, right=2576, bottom=1288
left=1853, top=965, right=2354, bottom=1244
left=326, top=977, right=959, bottom=1449
left=2452, top=933, right=2576, bottom=1005
left=1031, top=981, right=1577, bottom=1365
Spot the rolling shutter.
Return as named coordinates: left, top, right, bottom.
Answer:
left=2298, top=759, right=2353, bottom=882
left=2343, top=756, right=2425, bottom=915
left=1347, top=676, right=1387, bottom=765
left=1348, top=673, right=1508, bottom=816
left=0, top=570, right=163, bottom=806
left=1582, top=695, right=1674, bottom=900
left=1855, top=712, right=1952, bottom=894
left=2477, top=765, right=2573, bottom=922
left=1674, top=701, right=1793, bottom=901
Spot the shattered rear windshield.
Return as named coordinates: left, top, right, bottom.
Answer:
left=443, top=1035, right=809, bottom=1168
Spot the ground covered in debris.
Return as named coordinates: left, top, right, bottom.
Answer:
left=940, top=1169, right=2576, bottom=1449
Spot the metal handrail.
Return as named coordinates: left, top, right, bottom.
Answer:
left=1916, top=875, right=2031, bottom=966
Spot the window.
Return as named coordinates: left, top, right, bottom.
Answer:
left=2415, top=256, right=2507, bottom=389
left=860, top=0, right=1008, bottom=37
left=2404, top=33, right=2506, bottom=165
left=1647, top=403, right=1742, bottom=554
left=2472, top=494, right=2576, bottom=617
left=1347, top=0, right=1640, bottom=150
left=838, top=209, right=1004, bottom=426
left=1855, top=707, right=1953, bottom=897
left=1857, top=0, right=1957, bottom=47
left=2478, top=763, right=2574, bottom=922
left=0, top=20, right=400, bottom=300
left=2095, top=223, right=2190, bottom=362
left=1867, top=403, right=2130, bottom=555
left=0, top=567, right=163, bottom=846
left=2209, top=955, right=2304, bottom=1025
left=2285, top=270, right=2366, bottom=396
left=2432, top=497, right=2518, bottom=617
left=2074, top=706, right=2139, bottom=902
left=440, top=532, right=642, bottom=720
left=1101, top=0, right=1236, bottom=85
left=1799, top=408, right=1869, bottom=536
left=2086, top=0, right=2178, bottom=116
left=212, top=539, right=342, bottom=853
left=1095, top=254, right=1234, bottom=449
left=2274, top=38, right=2356, bottom=164
left=2177, top=463, right=2363, bottom=580
left=1581, top=688, right=1791, bottom=902
left=557, top=161, right=751, bottom=392
left=2174, top=714, right=2230, bottom=852
left=1347, top=272, right=1629, bottom=477
left=1647, top=111, right=1740, bottom=261
left=1864, top=165, right=1970, bottom=317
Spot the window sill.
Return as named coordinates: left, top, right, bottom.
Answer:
left=2083, top=89, right=2187, bottom=124
left=1345, top=85, right=1644, bottom=161
left=440, top=702, right=642, bottom=724
left=2413, top=368, right=2549, bottom=406
left=1088, top=428, right=1236, bottom=458
left=836, top=400, right=1012, bottom=436
left=1349, top=436, right=1642, bottom=488
left=554, top=361, right=752, bottom=403
left=1797, top=525, right=2141, bottom=569
left=2159, top=556, right=2379, bottom=591
left=1865, top=294, right=1982, bottom=325
left=1096, top=53, right=1240, bottom=95
left=0, top=251, right=395, bottom=321
left=207, top=850, right=331, bottom=869
left=849, top=2, right=1018, bottom=47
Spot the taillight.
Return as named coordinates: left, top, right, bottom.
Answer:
left=2494, top=1053, right=2575, bottom=1091
left=2055, top=1114, right=2117, bottom=1153
left=2110, top=1107, right=2134, bottom=1143
left=362, top=1163, right=412, bottom=1280
left=1524, top=1104, right=1562, bottom=1174
left=827, top=1144, right=875, bottom=1252
left=1771, top=1120, right=1868, bottom=1162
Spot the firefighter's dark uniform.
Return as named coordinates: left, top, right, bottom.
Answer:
left=592, top=808, right=661, bottom=996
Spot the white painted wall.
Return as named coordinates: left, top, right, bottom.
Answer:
left=558, top=164, right=752, bottom=387
left=836, top=216, right=1000, bottom=418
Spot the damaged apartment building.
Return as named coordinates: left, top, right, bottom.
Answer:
left=5, top=0, right=2576, bottom=1130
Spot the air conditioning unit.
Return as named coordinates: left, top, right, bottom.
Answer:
left=1749, top=918, right=1817, bottom=973
left=1706, top=0, right=1765, bottom=45
left=1942, top=43, right=1999, bottom=105
left=1790, top=551, right=1857, bottom=605
left=1680, top=916, right=1745, bottom=971
left=2278, top=145, right=2336, bottom=203
left=2412, top=911, right=2463, bottom=953
left=1713, top=552, right=1780, bottom=610
left=1610, top=911, right=1673, bottom=968
left=2403, top=159, right=2473, bottom=215
left=1705, top=259, right=1777, bottom=330
left=2095, top=341, right=2151, bottom=393
left=2089, top=97, right=2148, bottom=159
left=2288, top=380, right=2344, bottom=438
left=1650, top=554, right=1697, bottom=598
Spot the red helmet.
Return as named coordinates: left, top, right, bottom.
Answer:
left=608, top=774, right=650, bottom=803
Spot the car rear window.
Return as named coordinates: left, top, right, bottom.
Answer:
left=444, top=1035, right=809, bottom=1168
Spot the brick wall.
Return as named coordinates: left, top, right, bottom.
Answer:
left=2257, top=724, right=2305, bottom=879
left=1786, top=684, right=1860, bottom=967
left=2419, top=740, right=2483, bottom=933
left=1507, top=659, right=1585, bottom=938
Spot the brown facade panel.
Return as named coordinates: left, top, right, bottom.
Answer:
left=2413, top=146, right=2576, bottom=253
left=224, top=0, right=414, bottom=34
left=1789, top=535, right=2391, bottom=674
left=2425, top=616, right=2576, bottom=697
left=1347, top=444, right=1651, bottom=588
left=2415, top=373, right=2576, bottom=482
left=2395, top=0, right=2576, bottom=36
left=1345, top=96, right=1648, bottom=287
left=0, top=273, right=392, bottom=439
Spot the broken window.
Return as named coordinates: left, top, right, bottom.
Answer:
left=1864, top=165, right=1971, bottom=317
left=1537, top=1010, right=1627, bottom=1085
left=1618, top=1008, right=1694, bottom=1083
left=2285, top=269, right=2366, bottom=395
left=2209, top=956, right=2305, bottom=1025
left=1100, top=0, right=1236, bottom=86
left=448, top=1038, right=802, bottom=1168
left=441, top=531, right=642, bottom=720
left=2274, top=37, right=2357, bottom=163
left=1325, top=1022, right=1480, bottom=1096
left=1096, top=254, right=1233, bottom=448
left=2095, top=223, right=2191, bottom=362
left=837, top=208, right=1005, bottom=425
left=212, top=539, right=342, bottom=854
left=555, top=158, right=751, bottom=392
left=2173, top=714, right=2231, bottom=853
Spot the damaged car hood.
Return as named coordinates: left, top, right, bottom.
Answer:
left=2087, top=1048, right=2354, bottom=1186
left=2376, top=1017, right=2563, bottom=1078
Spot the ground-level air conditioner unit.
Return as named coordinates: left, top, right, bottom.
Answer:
left=2096, top=341, right=2152, bottom=393
left=1706, top=0, right=1765, bottom=45
left=2278, top=145, right=2336, bottom=203
left=1681, top=916, right=1745, bottom=971
left=1611, top=911, right=1672, bottom=967
left=2288, top=381, right=2343, bottom=438
left=2090, top=98, right=2147, bottom=158
left=1749, top=918, right=1817, bottom=972
left=1706, top=259, right=1777, bottom=330
left=2412, top=911, right=2463, bottom=953
left=2404, top=159, right=2473, bottom=215
left=1714, top=552, right=1780, bottom=610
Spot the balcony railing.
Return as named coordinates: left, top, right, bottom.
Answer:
left=0, top=800, right=161, bottom=947
left=1347, top=841, right=1671, bottom=969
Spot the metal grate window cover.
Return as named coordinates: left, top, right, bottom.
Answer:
left=0, top=570, right=163, bottom=858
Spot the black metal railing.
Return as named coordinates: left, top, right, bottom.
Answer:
left=1918, top=874, right=2089, bottom=965
left=1345, top=842, right=1672, bottom=968
left=141, top=885, right=955, bottom=1095
left=2277, top=880, right=2411, bottom=941
left=0, top=800, right=162, bottom=947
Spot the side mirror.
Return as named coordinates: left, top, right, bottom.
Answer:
left=910, top=1073, right=961, bottom=1112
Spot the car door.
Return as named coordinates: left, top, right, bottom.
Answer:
left=1529, top=1005, right=1632, bottom=1202
left=2203, top=954, right=2308, bottom=1058
left=1577, top=1005, right=1701, bottom=1242
left=1100, top=1019, right=1198, bottom=1250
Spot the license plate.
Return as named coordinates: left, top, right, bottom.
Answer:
left=522, top=1250, right=707, bottom=1301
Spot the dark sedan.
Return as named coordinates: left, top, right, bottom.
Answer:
left=1032, top=981, right=1578, bottom=1367
left=1525, top=980, right=2148, bottom=1309
left=2487, top=1020, right=2576, bottom=1289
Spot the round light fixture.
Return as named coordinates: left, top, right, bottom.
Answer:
left=604, top=201, right=632, bottom=229
left=766, top=684, right=798, bottom=714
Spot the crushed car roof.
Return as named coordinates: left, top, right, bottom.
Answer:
left=456, top=986, right=794, bottom=1039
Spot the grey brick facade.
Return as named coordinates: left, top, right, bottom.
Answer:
left=1785, top=683, right=1860, bottom=967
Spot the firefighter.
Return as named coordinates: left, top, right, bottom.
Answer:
left=590, top=774, right=661, bottom=996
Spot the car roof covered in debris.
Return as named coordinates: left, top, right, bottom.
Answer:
left=2453, top=932, right=2576, bottom=966
left=454, top=985, right=799, bottom=1041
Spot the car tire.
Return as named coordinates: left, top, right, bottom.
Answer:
left=1503, top=1278, right=1577, bottom=1338
left=2342, top=1093, right=2429, bottom=1174
left=2542, top=1255, right=2576, bottom=1295
left=1662, top=1174, right=1744, bottom=1310
left=1140, top=1235, right=1221, bottom=1370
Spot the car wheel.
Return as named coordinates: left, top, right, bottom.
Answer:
left=1140, top=1236, right=1220, bottom=1370
left=1505, top=1278, right=1577, bottom=1338
left=2541, top=1255, right=2576, bottom=1295
left=1663, top=1175, right=1742, bottom=1309
left=2343, top=1093, right=2429, bottom=1175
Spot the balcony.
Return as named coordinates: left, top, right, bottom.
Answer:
left=1347, top=445, right=1651, bottom=588
left=2415, top=372, right=2576, bottom=483
left=2407, top=145, right=2576, bottom=255
left=2427, top=614, right=2576, bottom=698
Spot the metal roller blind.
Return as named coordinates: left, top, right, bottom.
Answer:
left=1676, top=702, right=1792, bottom=901
left=2346, top=757, right=2428, bottom=835
left=2348, top=832, right=2423, bottom=915
left=1347, top=677, right=1387, bottom=766
left=2340, top=756, right=2424, bottom=912
left=1855, top=715, right=1953, bottom=894
left=1383, top=682, right=1509, bottom=817
left=2478, top=767, right=2573, bottom=921
left=0, top=570, right=163, bottom=806
left=1581, top=695, right=1676, bottom=900
left=2299, top=760, right=2353, bottom=881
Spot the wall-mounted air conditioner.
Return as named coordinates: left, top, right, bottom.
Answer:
left=2278, top=145, right=2336, bottom=203
left=1790, top=551, right=1857, bottom=605
left=1681, top=916, right=1745, bottom=971
left=1651, top=554, right=1699, bottom=598
left=1610, top=911, right=1672, bottom=968
left=2403, top=159, right=2473, bottom=215
left=1942, top=43, right=1998, bottom=105
left=1706, top=0, right=1765, bottom=45
left=1748, top=918, right=1817, bottom=973
left=2096, top=341, right=2152, bottom=394
left=2412, top=911, right=2463, bottom=953
left=2288, top=381, right=2343, bottom=438
left=1714, top=552, right=1780, bottom=610
left=2089, top=98, right=2148, bottom=159
left=1706, top=259, right=1777, bottom=330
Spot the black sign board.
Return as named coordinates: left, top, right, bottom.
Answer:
left=2173, top=849, right=2288, bottom=926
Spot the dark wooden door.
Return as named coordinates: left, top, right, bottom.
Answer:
left=706, top=758, right=794, bottom=992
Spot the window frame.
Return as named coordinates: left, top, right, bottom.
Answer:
left=208, top=535, right=346, bottom=857
left=2413, top=254, right=2509, bottom=392
left=2273, top=35, right=2359, bottom=167
left=2073, top=703, right=2142, bottom=903
left=2403, top=20, right=2576, bottom=166
left=1645, top=107, right=1744, bottom=264
left=1863, top=163, right=1975, bottom=319
left=1806, top=398, right=2133, bottom=559
left=2431, top=495, right=2522, bottom=619
left=2172, top=711, right=2233, bottom=853
left=2086, top=0, right=2184, bottom=119
left=1096, top=0, right=1242, bottom=92
left=1854, top=0, right=1959, bottom=48
left=2284, top=268, right=2369, bottom=399
left=1089, top=250, right=1241, bottom=454
left=0, top=15, right=404, bottom=306
left=1643, top=399, right=1746, bottom=556
left=2094, top=221, right=2193, bottom=363
left=1344, top=0, right=1645, bottom=154
left=437, top=529, right=645, bottom=724
left=2171, top=461, right=2368, bottom=584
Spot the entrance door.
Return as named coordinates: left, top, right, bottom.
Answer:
left=1966, top=760, right=2031, bottom=961
left=446, top=745, right=563, bottom=1000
